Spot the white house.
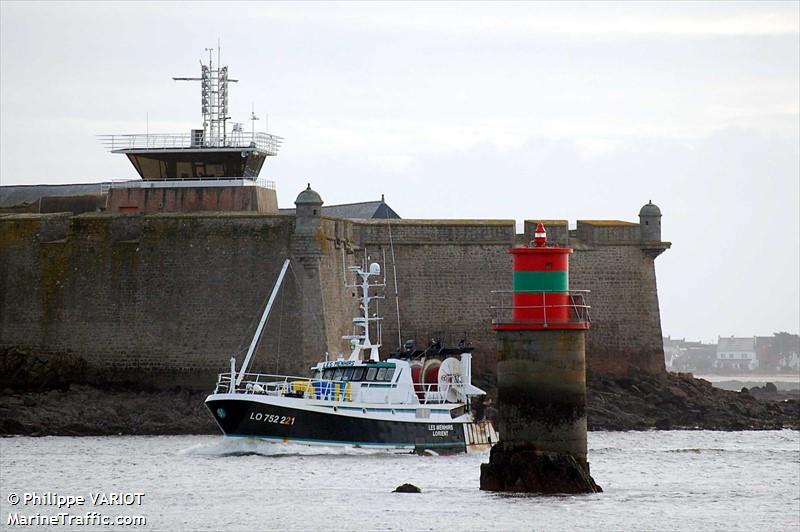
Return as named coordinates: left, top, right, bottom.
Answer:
left=715, top=336, right=758, bottom=371
left=779, top=352, right=800, bottom=371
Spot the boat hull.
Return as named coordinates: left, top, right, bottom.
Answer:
left=206, top=395, right=469, bottom=452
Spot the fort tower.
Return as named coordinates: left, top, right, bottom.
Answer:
left=98, top=48, right=282, bottom=214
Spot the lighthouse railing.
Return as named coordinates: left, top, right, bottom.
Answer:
left=489, top=289, right=591, bottom=327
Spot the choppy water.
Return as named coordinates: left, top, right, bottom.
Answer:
left=2, top=431, right=798, bottom=531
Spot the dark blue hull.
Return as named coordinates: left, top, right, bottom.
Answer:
left=206, top=397, right=468, bottom=452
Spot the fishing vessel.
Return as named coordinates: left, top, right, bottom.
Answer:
left=205, top=258, right=497, bottom=453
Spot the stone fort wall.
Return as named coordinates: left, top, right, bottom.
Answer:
left=0, top=207, right=668, bottom=389
left=0, top=213, right=301, bottom=388
left=354, top=219, right=515, bottom=380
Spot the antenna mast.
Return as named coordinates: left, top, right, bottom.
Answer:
left=250, top=103, right=260, bottom=137
left=172, top=44, right=238, bottom=147
left=388, top=220, right=402, bottom=350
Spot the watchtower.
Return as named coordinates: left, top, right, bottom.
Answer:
left=639, top=200, right=662, bottom=242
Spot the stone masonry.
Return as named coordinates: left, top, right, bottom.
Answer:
left=0, top=190, right=670, bottom=389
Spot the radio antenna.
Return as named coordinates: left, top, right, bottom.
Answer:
left=387, top=219, right=402, bottom=350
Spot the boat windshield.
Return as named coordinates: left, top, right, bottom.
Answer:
left=312, top=364, right=396, bottom=383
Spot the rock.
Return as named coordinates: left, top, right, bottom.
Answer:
left=587, top=371, right=800, bottom=431
left=393, top=483, right=421, bottom=493
left=480, top=443, right=602, bottom=494
left=0, top=385, right=217, bottom=436
left=765, top=382, right=778, bottom=394
left=654, top=418, right=672, bottom=430
left=667, top=386, right=689, bottom=401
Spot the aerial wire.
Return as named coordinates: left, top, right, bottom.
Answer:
left=388, top=219, right=402, bottom=350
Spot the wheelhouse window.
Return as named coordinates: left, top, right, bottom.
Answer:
left=333, top=368, right=344, bottom=381
left=353, top=367, right=365, bottom=381
left=323, top=369, right=334, bottom=380
left=376, top=367, right=387, bottom=381
left=342, top=368, right=355, bottom=381
left=384, top=368, right=396, bottom=382
left=366, top=367, right=377, bottom=381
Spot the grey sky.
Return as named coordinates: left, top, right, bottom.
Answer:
left=1, top=1, right=798, bottom=341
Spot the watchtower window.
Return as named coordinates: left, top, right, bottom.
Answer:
left=313, top=209, right=318, bottom=215
left=645, top=221, right=649, bottom=225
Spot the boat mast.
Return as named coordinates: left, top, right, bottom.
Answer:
left=344, top=256, right=384, bottom=362
left=236, top=259, right=290, bottom=385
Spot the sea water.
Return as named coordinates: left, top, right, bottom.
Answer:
left=1, top=431, right=798, bottom=531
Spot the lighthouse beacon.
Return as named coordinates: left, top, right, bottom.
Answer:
left=480, top=223, right=601, bottom=494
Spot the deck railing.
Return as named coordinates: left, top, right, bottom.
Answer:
left=101, top=177, right=276, bottom=192
left=98, top=132, right=283, bottom=155
left=214, top=372, right=463, bottom=405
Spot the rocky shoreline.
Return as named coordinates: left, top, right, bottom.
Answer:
left=588, top=370, right=799, bottom=431
left=1, top=370, right=797, bottom=436
left=0, top=386, right=217, bottom=437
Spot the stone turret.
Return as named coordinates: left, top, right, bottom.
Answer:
left=294, top=183, right=323, bottom=236
left=639, top=200, right=662, bottom=242
left=291, top=183, right=327, bottom=365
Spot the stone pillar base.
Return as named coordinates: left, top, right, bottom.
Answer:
left=480, top=442, right=602, bottom=494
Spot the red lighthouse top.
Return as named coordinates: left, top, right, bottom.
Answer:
left=492, top=223, right=590, bottom=331
left=533, top=223, right=547, bottom=247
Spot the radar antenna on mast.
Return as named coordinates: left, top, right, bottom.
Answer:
left=172, top=44, right=239, bottom=147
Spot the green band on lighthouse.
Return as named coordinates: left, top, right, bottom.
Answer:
left=512, top=271, right=569, bottom=292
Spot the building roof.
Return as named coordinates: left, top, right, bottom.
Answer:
left=323, top=199, right=400, bottom=219
left=282, top=195, right=400, bottom=219
left=577, top=220, right=638, bottom=226
left=0, top=183, right=108, bottom=207
left=717, top=336, right=756, bottom=352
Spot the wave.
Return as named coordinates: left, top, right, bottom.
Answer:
left=180, top=436, right=411, bottom=458
left=665, top=448, right=727, bottom=454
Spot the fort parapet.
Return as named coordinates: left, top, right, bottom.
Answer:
left=0, top=189, right=670, bottom=389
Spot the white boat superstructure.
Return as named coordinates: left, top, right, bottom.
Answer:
left=205, top=258, right=496, bottom=452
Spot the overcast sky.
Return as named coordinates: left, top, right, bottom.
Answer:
left=1, top=1, right=798, bottom=341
